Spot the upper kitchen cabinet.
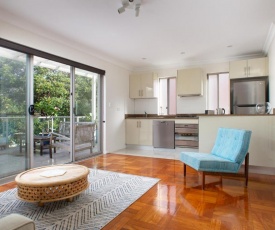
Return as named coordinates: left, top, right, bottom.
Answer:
left=129, top=73, right=157, bottom=99
left=229, top=57, right=268, bottom=79
left=177, top=68, right=203, bottom=96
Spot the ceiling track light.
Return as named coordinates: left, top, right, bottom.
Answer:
left=135, top=4, right=140, bottom=17
left=118, top=0, right=141, bottom=17
left=118, top=1, right=129, bottom=14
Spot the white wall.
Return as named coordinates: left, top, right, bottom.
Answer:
left=268, top=35, right=275, bottom=110
left=0, top=20, right=130, bottom=153
left=131, top=62, right=229, bottom=114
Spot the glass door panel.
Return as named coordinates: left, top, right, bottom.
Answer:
left=74, top=69, right=101, bottom=161
left=33, top=57, right=71, bottom=166
left=0, top=47, right=28, bottom=179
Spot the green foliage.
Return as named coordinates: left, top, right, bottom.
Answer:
left=0, top=57, right=26, bottom=115
left=34, top=66, right=70, bottom=117
left=1, top=56, right=95, bottom=136
left=75, top=75, right=93, bottom=117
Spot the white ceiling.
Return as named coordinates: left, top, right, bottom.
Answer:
left=0, top=0, right=275, bottom=71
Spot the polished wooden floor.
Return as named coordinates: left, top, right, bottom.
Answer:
left=1, top=153, right=275, bottom=229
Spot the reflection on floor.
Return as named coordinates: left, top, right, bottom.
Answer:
left=113, top=146, right=198, bottom=160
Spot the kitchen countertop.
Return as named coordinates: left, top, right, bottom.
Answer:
left=125, top=113, right=275, bottom=119
left=125, top=114, right=199, bottom=119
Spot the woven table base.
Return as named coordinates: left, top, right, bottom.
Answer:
left=15, top=164, right=89, bottom=206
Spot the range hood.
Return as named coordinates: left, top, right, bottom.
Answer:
left=177, top=68, right=203, bottom=97
left=178, top=93, right=202, bottom=97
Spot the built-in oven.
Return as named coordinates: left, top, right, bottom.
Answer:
left=175, top=122, right=198, bottom=148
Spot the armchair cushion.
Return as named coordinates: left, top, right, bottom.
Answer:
left=180, top=152, right=240, bottom=173
left=211, top=128, right=251, bottom=164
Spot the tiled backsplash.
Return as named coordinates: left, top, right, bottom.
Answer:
left=133, top=98, right=158, bottom=114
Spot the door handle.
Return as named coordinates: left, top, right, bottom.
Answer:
left=28, top=105, right=34, bottom=115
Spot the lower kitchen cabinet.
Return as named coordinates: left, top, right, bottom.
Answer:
left=126, top=119, right=152, bottom=146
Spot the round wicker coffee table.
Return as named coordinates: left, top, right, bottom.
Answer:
left=15, top=164, right=89, bottom=206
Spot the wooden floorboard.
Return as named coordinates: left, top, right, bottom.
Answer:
left=1, top=153, right=275, bottom=229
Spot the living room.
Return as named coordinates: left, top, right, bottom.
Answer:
left=1, top=0, right=275, bottom=229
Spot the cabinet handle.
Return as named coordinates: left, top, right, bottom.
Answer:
left=141, top=90, right=143, bottom=97
left=137, top=121, right=139, bottom=128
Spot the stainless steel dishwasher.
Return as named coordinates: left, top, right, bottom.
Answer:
left=153, top=120, right=175, bottom=148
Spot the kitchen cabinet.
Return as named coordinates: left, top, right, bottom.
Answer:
left=230, top=57, right=268, bottom=79
left=177, top=68, right=203, bottom=96
left=129, top=73, right=157, bottom=98
left=126, top=119, right=152, bottom=145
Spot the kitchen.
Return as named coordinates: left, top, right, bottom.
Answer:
left=122, top=57, right=275, bottom=175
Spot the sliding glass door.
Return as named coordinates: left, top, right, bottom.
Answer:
left=0, top=47, right=29, bottom=179
left=74, top=68, right=101, bottom=161
left=0, top=40, right=104, bottom=181
left=33, top=56, right=71, bottom=167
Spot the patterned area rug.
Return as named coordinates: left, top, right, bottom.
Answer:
left=0, top=169, right=159, bottom=230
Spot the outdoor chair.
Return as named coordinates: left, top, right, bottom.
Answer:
left=180, top=127, right=252, bottom=189
left=51, top=123, right=94, bottom=154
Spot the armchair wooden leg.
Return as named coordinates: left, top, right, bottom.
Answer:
left=183, top=164, right=186, bottom=177
left=245, top=153, right=249, bottom=186
left=202, top=172, right=205, bottom=190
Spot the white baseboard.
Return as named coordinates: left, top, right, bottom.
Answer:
left=249, top=165, right=275, bottom=175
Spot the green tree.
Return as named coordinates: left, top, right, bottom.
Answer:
left=0, top=57, right=26, bottom=115
left=75, top=75, right=93, bottom=118
left=34, top=66, right=70, bottom=117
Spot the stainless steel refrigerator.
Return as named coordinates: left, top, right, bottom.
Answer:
left=231, top=79, right=267, bottom=114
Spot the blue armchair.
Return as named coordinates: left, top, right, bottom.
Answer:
left=180, top=128, right=252, bottom=189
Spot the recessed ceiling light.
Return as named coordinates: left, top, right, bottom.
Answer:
left=181, top=52, right=185, bottom=55
left=227, top=45, right=232, bottom=48
left=142, top=57, right=147, bottom=60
